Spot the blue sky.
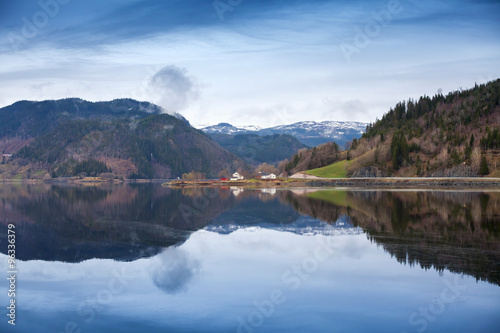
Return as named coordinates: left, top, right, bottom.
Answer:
left=0, top=0, right=499, bottom=127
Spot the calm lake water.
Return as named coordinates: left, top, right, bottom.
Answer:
left=1, top=184, right=500, bottom=333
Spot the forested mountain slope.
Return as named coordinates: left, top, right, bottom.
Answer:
left=0, top=99, right=245, bottom=179
left=279, top=79, right=500, bottom=177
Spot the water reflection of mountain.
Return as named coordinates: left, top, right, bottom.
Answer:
left=207, top=193, right=299, bottom=227
left=1, top=184, right=499, bottom=287
left=285, top=190, right=500, bottom=286
left=206, top=214, right=363, bottom=236
left=0, top=185, right=304, bottom=262
left=0, top=184, right=236, bottom=262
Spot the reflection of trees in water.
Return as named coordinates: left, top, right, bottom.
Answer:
left=278, top=191, right=343, bottom=223
left=0, top=184, right=236, bottom=262
left=211, top=191, right=299, bottom=226
left=286, top=190, right=500, bottom=286
left=480, top=193, right=500, bottom=238
left=389, top=193, right=413, bottom=233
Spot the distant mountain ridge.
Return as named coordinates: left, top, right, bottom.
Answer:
left=198, top=123, right=262, bottom=134
left=199, top=120, right=368, bottom=147
left=209, top=133, right=308, bottom=165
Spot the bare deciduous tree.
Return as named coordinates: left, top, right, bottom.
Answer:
left=471, top=147, right=481, bottom=173
left=256, top=163, right=278, bottom=175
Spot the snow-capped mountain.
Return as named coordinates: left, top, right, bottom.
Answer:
left=199, top=120, right=368, bottom=147
left=238, top=124, right=262, bottom=132
left=198, top=123, right=261, bottom=134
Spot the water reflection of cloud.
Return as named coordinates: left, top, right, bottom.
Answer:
left=151, top=247, right=200, bottom=294
left=342, top=238, right=370, bottom=260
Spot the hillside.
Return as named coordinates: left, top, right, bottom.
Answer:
left=210, top=133, right=308, bottom=165
left=0, top=99, right=246, bottom=179
left=200, top=120, right=367, bottom=147
left=281, top=79, right=500, bottom=178
left=279, top=142, right=344, bottom=176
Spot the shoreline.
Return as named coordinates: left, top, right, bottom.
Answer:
left=1, top=177, right=499, bottom=188
left=164, top=177, right=500, bottom=188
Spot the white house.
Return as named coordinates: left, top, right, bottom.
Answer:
left=260, top=172, right=277, bottom=180
left=231, top=172, right=245, bottom=181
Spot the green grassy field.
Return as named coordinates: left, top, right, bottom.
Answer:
left=305, top=160, right=349, bottom=178
left=307, top=190, right=347, bottom=206
left=34, top=170, right=46, bottom=177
